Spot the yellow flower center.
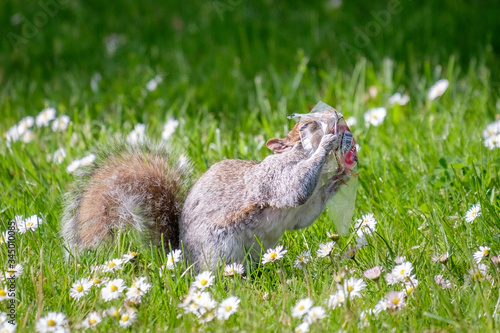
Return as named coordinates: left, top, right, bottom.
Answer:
left=483, top=249, right=490, bottom=256
left=349, top=251, right=354, bottom=256
left=108, top=262, right=116, bottom=268
left=76, top=285, right=83, bottom=292
left=200, top=279, right=208, bottom=286
left=0, top=290, right=6, bottom=296
left=27, top=222, right=33, bottom=227
left=392, top=298, right=400, bottom=305
left=169, top=257, right=174, bottom=263
left=406, top=287, right=413, bottom=293
left=130, top=252, right=137, bottom=256
left=110, top=285, right=118, bottom=292
left=228, top=269, right=234, bottom=274
left=89, top=319, right=96, bottom=325
left=121, top=315, right=129, bottom=322
left=270, top=252, right=277, bottom=260
left=92, top=278, right=101, bottom=285
left=299, top=256, right=304, bottom=261
left=400, top=269, right=405, bottom=275
left=471, top=211, right=477, bottom=217
left=111, top=310, right=119, bottom=317
left=298, top=305, right=304, bottom=310
left=47, top=319, right=56, bottom=327
left=225, top=305, right=232, bottom=312
left=347, top=285, right=354, bottom=292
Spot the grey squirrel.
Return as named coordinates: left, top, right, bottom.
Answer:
left=61, top=119, right=349, bottom=270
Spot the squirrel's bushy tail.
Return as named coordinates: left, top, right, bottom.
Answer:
left=61, top=139, right=192, bottom=254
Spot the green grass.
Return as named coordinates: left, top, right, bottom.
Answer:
left=1, top=0, right=500, bottom=331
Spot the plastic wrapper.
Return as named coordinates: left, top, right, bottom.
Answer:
left=289, top=101, right=358, bottom=234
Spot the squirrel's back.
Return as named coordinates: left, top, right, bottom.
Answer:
left=61, top=139, right=191, bottom=253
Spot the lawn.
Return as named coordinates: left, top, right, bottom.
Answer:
left=1, top=0, right=500, bottom=332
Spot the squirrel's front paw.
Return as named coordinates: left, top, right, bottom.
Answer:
left=319, top=134, right=339, bottom=152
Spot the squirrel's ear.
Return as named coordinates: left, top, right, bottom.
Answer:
left=266, top=138, right=294, bottom=154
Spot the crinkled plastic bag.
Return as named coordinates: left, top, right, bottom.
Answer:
left=289, top=101, right=358, bottom=234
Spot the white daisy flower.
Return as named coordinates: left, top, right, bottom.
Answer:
left=469, top=263, right=490, bottom=281
left=17, top=215, right=43, bottom=234
left=161, top=118, right=179, bottom=141
left=118, top=310, right=137, bottom=328
left=465, top=203, right=481, bottom=223
left=4, top=125, right=22, bottom=145
left=165, top=249, right=182, bottom=270
left=473, top=246, right=490, bottom=264
left=51, top=115, right=70, bottom=132
left=102, top=258, right=124, bottom=272
left=434, top=275, right=452, bottom=289
left=326, top=289, right=346, bottom=309
left=392, top=261, right=413, bottom=282
left=363, top=266, right=382, bottom=281
left=52, top=148, right=66, bottom=164
left=193, top=271, right=214, bottom=290
left=388, top=92, right=410, bottom=106
left=373, top=298, right=388, bottom=315
left=342, top=277, right=366, bottom=299
left=69, top=278, right=93, bottom=300
left=126, top=123, right=146, bottom=144
left=317, top=242, right=334, bottom=258
left=294, top=322, right=310, bottom=333
left=79, top=154, right=96, bottom=167
left=125, top=277, right=151, bottom=303
left=0, top=322, right=16, bottom=333
left=385, top=291, right=406, bottom=310
left=346, top=117, right=357, bottom=127
left=17, top=116, right=34, bottom=134
left=66, top=160, right=81, bottom=173
left=90, top=277, right=107, bottom=287
left=104, top=306, right=120, bottom=318
left=354, top=213, right=377, bottom=236
left=291, top=298, right=313, bottom=318
left=81, top=311, right=102, bottom=329
left=4, top=264, right=24, bottom=280
left=261, top=245, right=287, bottom=264
left=35, top=312, right=68, bottom=333
left=364, top=107, right=387, bottom=127
left=20, top=130, right=35, bottom=143
left=385, top=272, right=399, bottom=286
left=216, top=296, right=240, bottom=320
left=431, top=252, right=449, bottom=264
left=304, top=306, right=326, bottom=324
left=294, top=251, right=312, bottom=268
left=101, top=278, right=126, bottom=301
left=484, top=134, right=500, bottom=149
left=36, top=108, right=56, bottom=127
left=427, top=79, right=449, bottom=100
left=342, top=247, right=357, bottom=259
left=394, top=256, right=406, bottom=264
left=0, top=231, right=9, bottom=244
left=224, top=263, right=245, bottom=276
left=0, top=286, right=12, bottom=301
left=483, top=119, right=500, bottom=138
left=355, top=235, right=368, bottom=249
left=333, top=267, right=349, bottom=283
left=122, top=251, right=137, bottom=263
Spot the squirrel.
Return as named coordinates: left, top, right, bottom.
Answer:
left=61, top=119, right=349, bottom=270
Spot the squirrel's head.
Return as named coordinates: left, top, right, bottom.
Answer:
left=266, top=120, right=320, bottom=154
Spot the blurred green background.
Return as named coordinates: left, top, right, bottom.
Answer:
left=1, top=0, right=499, bottom=122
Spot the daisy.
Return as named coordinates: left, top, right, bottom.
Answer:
left=36, top=108, right=56, bottom=127
left=304, top=306, right=326, bottom=324
left=4, top=264, right=23, bottom=280
left=342, top=247, right=357, bottom=259
left=388, top=92, right=410, bottom=106
left=345, top=117, right=357, bottom=127
left=0, top=286, right=11, bottom=301
left=193, top=271, right=214, bottom=290
left=385, top=273, right=399, bottom=286
left=392, top=261, right=413, bottom=282
left=198, top=311, right=216, bottom=324
left=431, top=252, right=449, bottom=264
left=333, top=267, right=348, bottom=283
left=81, top=311, right=102, bottom=329
left=216, top=296, right=240, bottom=320
left=17, top=215, right=42, bottom=234
left=468, top=263, right=490, bottom=281
left=102, top=258, right=124, bottom=272
left=354, top=213, right=377, bottom=236
left=79, top=154, right=96, bottom=167
left=294, top=322, right=310, bottom=333
left=294, top=251, right=311, bottom=268
left=394, top=256, right=406, bottom=264
left=224, top=263, right=245, bottom=276
left=51, top=115, right=70, bottom=132
left=119, top=310, right=137, bottom=328
left=35, top=312, right=68, bottom=333
left=364, top=107, right=387, bottom=127
left=126, top=277, right=151, bottom=303
left=484, top=134, right=500, bottom=150
left=104, top=306, right=120, bottom=318
left=434, top=275, right=452, bottom=289
left=385, top=291, right=406, bottom=311
left=465, top=203, right=481, bottom=223
left=261, top=245, right=287, bottom=264
left=291, top=298, right=313, bottom=318
left=122, top=251, right=137, bottom=263
left=342, top=277, right=366, bottom=299
left=373, top=298, right=388, bottom=315
left=427, top=79, right=449, bottom=100
left=126, top=123, right=146, bottom=144
left=0, top=322, right=16, bottom=333
left=4, top=125, right=21, bottom=145
left=66, top=160, right=81, bottom=173
left=355, top=235, right=368, bottom=249
left=326, top=289, right=346, bottom=309
left=165, top=249, right=182, bottom=270
left=52, top=148, right=66, bottom=164
left=492, top=256, right=500, bottom=265
left=69, top=278, right=92, bottom=299
left=473, top=246, right=490, bottom=263
left=17, top=116, right=34, bottom=134
left=101, top=278, right=126, bottom=301
left=363, top=266, right=382, bottom=281
left=20, top=130, right=34, bottom=143
left=0, top=231, right=9, bottom=244
left=162, top=118, right=179, bottom=141
left=483, top=120, right=500, bottom=138
left=317, top=242, right=334, bottom=258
